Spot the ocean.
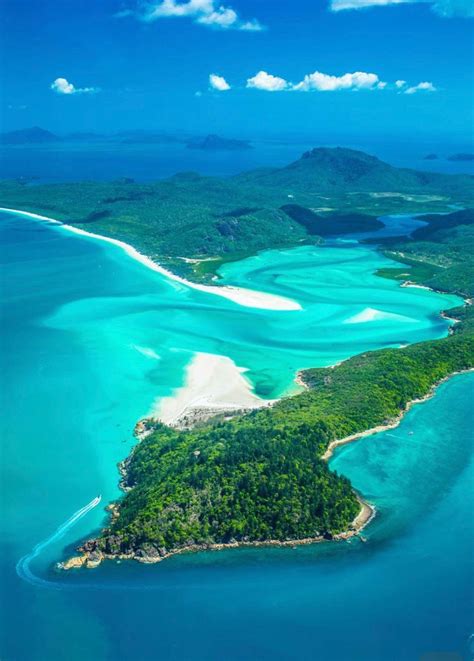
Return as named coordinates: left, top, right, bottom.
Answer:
left=0, top=200, right=473, bottom=658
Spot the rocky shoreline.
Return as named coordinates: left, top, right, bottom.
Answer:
left=58, top=493, right=375, bottom=571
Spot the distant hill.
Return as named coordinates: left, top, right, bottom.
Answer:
left=234, top=147, right=473, bottom=196
left=423, top=153, right=438, bottom=160
left=0, top=126, right=59, bottom=145
left=187, top=134, right=252, bottom=151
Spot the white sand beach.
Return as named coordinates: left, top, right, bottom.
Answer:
left=0, top=208, right=302, bottom=311
left=154, top=352, right=272, bottom=427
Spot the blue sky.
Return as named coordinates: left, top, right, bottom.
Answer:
left=1, top=0, right=473, bottom=142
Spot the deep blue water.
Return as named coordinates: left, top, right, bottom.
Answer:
left=0, top=209, right=473, bottom=660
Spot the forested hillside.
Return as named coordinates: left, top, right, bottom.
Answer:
left=1, top=148, right=472, bottom=282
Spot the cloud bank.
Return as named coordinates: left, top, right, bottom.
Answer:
left=292, top=70, right=382, bottom=91
left=50, top=78, right=97, bottom=95
left=330, top=0, right=473, bottom=18
left=125, top=0, right=264, bottom=31
left=242, top=69, right=437, bottom=94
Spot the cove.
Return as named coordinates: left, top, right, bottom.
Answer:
left=0, top=210, right=472, bottom=660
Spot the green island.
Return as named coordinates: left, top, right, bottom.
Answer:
left=1, top=148, right=473, bottom=569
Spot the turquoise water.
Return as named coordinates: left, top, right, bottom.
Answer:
left=1, top=210, right=473, bottom=660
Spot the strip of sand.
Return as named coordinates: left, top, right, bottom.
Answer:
left=153, top=352, right=272, bottom=428
left=0, top=208, right=302, bottom=311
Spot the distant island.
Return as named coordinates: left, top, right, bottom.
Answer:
left=187, top=134, right=252, bottom=151
left=0, top=126, right=59, bottom=145
left=0, top=126, right=252, bottom=152
left=447, top=153, right=474, bottom=162
left=422, top=153, right=474, bottom=163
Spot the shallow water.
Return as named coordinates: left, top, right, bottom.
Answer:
left=1, top=210, right=472, bottom=660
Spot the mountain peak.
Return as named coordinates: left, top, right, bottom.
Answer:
left=299, top=146, right=381, bottom=164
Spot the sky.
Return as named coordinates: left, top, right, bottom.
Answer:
left=1, top=0, right=473, bottom=143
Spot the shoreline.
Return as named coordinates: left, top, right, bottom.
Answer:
left=321, top=367, right=474, bottom=462
left=0, top=207, right=302, bottom=312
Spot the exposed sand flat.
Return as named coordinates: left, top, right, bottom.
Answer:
left=154, top=352, right=272, bottom=427
left=343, top=307, right=416, bottom=324
left=0, top=208, right=302, bottom=312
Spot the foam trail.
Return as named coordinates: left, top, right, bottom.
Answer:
left=16, top=495, right=101, bottom=588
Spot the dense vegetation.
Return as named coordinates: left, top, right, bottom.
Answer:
left=376, top=208, right=474, bottom=297
left=1, top=147, right=472, bottom=281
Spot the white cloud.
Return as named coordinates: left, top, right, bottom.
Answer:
left=132, top=0, right=265, bottom=30
left=198, top=7, right=238, bottom=27
left=404, top=81, right=437, bottom=94
left=246, top=70, right=289, bottom=91
left=50, top=77, right=97, bottom=95
left=395, top=79, right=407, bottom=88
left=331, top=0, right=410, bottom=9
left=329, top=0, right=473, bottom=17
left=209, top=73, right=231, bottom=91
left=292, top=70, right=382, bottom=91
left=240, top=19, right=265, bottom=31
left=51, top=78, right=75, bottom=94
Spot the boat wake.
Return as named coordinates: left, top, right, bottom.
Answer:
left=16, top=495, right=101, bottom=588
left=132, top=345, right=161, bottom=360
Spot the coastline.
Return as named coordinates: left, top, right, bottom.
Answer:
left=320, top=367, right=474, bottom=461
left=60, top=493, right=375, bottom=570
left=0, top=207, right=302, bottom=312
